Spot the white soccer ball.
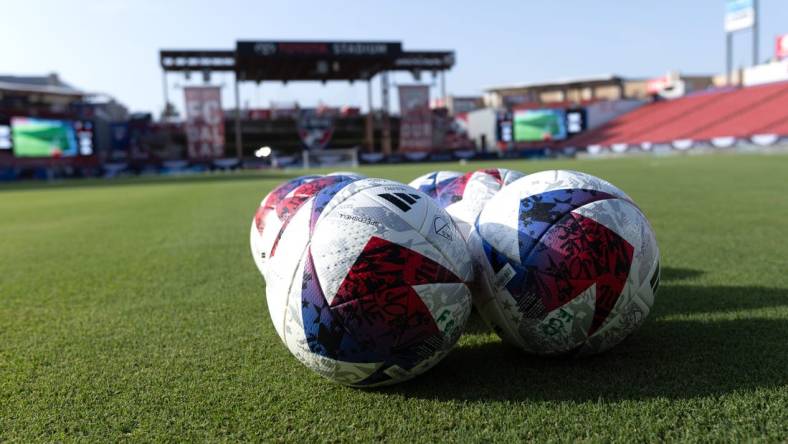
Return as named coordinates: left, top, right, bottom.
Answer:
left=468, top=170, right=660, bottom=356
left=250, top=174, right=360, bottom=278
left=264, top=178, right=474, bottom=386
left=433, top=168, right=525, bottom=240
left=408, top=170, right=463, bottom=198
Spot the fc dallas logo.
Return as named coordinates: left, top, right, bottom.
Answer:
left=297, top=110, right=334, bottom=150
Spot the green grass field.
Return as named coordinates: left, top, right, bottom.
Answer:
left=1, top=154, right=787, bottom=442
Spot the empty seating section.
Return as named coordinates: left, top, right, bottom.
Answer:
left=760, top=115, right=788, bottom=135
left=572, top=81, right=788, bottom=147
left=609, top=92, right=725, bottom=144
left=686, top=82, right=788, bottom=141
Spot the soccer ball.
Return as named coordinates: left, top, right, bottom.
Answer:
left=250, top=175, right=321, bottom=278
left=468, top=170, right=660, bottom=356
left=264, top=178, right=473, bottom=386
left=433, top=168, right=525, bottom=240
left=408, top=170, right=463, bottom=198
left=250, top=174, right=361, bottom=278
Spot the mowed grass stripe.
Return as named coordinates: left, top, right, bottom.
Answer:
left=1, top=153, right=786, bottom=441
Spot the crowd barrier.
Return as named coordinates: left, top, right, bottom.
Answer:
left=580, top=133, right=788, bottom=158
left=1, top=137, right=785, bottom=182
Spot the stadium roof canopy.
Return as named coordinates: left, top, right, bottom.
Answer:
left=160, top=41, right=455, bottom=82
left=0, top=74, right=83, bottom=97
left=484, top=74, right=626, bottom=92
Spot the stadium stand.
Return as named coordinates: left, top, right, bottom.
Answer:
left=675, top=81, right=788, bottom=141
left=760, top=113, right=788, bottom=135
left=691, top=82, right=788, bottom=139
left=569, top=80, right=788, bottom=147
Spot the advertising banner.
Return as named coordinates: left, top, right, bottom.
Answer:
left=398, top=85, right=432, bottom=151
left=725, top=0, right=755, bottom=33
left=184, top=86, right=225, bottom=159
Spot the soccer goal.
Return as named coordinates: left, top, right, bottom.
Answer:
left=302, top=147, right=359, bottom=169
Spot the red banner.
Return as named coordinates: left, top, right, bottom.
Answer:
left=184, top=87, right=225, bottom=159
left=398, top=85, right=432, bottom=151
left=777, top=34, right=788, bottom=60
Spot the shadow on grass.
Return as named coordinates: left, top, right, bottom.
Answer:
left=0, top=171, right=299, bottom=193
left=389, top=280, right=788, bottom=401
left=659, top=266, right=705, bottom=282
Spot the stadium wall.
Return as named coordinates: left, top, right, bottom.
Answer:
left=466, top=108, right=498, bottom=152
left=743, top=59, right=788, bottom=86
left=585, top=99, right=645, bottom=130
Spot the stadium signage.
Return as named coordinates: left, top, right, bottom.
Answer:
left=331, top=42, right=392, bottom=56
left=394, top=53, right=455, bottom=68
left=238, top=41, right=402, bottom=58
left=398, top=85, right=432, bottom=151
left=253, top=42, right=277, bottom=56
left=184, top=87, right=225, bottom=159
left=297, top=110, right=334, bottom=150
left=724, top=0, right=755, bottom=33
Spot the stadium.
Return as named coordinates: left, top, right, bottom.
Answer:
left=1, top=0, right=787, bottom=441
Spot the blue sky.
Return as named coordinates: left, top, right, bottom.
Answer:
left=1, top=0, right=786, bottom=115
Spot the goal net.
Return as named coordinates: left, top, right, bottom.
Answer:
left=301, top=147, right=359, bottom=169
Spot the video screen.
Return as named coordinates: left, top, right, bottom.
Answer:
left=10, top=117, right=93, bottom=157
left=513, top=109, right=567, bottom=142
left=0, top=116, right=11, bottom=151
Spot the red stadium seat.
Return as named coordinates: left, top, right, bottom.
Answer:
left=572, top=81, right=788, bottom=147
